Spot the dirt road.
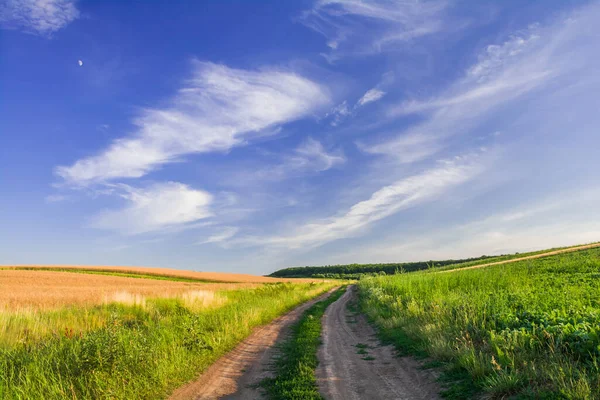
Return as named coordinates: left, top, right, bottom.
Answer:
left=170, top=288, right=337, bottom=400
left=316, top=286, right=440, bottom=400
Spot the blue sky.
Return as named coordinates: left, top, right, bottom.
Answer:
left=1, top=0, right=599, bottom=274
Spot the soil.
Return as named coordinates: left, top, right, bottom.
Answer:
left=316, top=286, right=441, bottom=400
left=169, top=288, right=338, bottom=400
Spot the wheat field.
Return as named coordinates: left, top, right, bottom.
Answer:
left=0, top=264, right=312, bottom=284
left=0, top=269, right=260, bottom=311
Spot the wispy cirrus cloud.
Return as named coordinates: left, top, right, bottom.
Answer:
left=301, top=0, right=448, bottom=61
left=328, top=188, right=600, bottom=264
left=388, top=28, right=546, bottom=117
left=254, top=138, right=344, bottom=180
left=0, top=0, right=79, bottom=36
left=56, top=61, right=330, bottom=186
left=242, top=152, right=483, bottom=250
left=326, top=86, right=386, bottom=126
left=198, top=227, right=239, bottom=245
left=224, top=138, right=345, bottom=188
left=45, top=194, right=68, bottom=203
left=362, top=8, right=600, bottom=162
left=356, top=88, right=386, bottom=107
left=294, top=138, right=345, bottom=171
left=91, top=182, right=213, bottom=235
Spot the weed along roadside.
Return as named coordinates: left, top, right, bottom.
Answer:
left=2, top=244, right=599, bottom=399
left=358, top=247, right=600, bottom=398
left=0, top=281, right=336, bottom=399
left=317, top=286, right=441, bottom=400
left=261, top=287, right=346, bottom=400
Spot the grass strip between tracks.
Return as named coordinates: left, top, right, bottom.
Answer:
left=261, top=286, right=346, bottom=400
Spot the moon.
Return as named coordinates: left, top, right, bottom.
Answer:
left=78, top=60, right=83, bottom=67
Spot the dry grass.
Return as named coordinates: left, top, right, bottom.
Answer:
left=0, top=264, right=316, bottom=283
left=0, top=270, right=257, bottom=311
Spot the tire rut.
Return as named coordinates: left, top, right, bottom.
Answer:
left=170, top=288, right=338, bottom=400
left=316, top=286, right=441, bottom=400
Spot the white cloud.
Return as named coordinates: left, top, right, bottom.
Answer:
left=390, top=28, right=546, bottom=116
left=0, top=0, right=79, bottom=35
left=269, top=138, right=345, bottom=179
left=327, top=188, right=600, bottom=264
left=327, top=101, right=351, bottom=126
left=91, top=182, right=213, bottom=235
left=243, top=153, right=482, bottom=249
left=239, top=138, right=345, bottom=183
left=356, top=88, right=386, bottom=107
left=301, top=0, right=448, bottom=60
left=359, top=132, right=440, bottom=164
left=363, top=9, right=599, bottom=161
left=295, top=138, right=345, bottom=171
left=45, top=194, right=68, bottom=203
left=198, top=227, right=239, bottom=245
left=327, top=87, right=386, bottom=125
left=56, top=61, right=330, bottom=185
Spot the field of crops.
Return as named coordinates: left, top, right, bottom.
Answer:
left=1, top=264, right=308, bottom=284
left=0, top=270, right=263, bottom=310
left=0, top=269, right=336, bottom=399
left=359, top=247, right=600, bottom=398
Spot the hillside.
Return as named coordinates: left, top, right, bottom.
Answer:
left=359, top=245, right=600, bottom=397
left=269, top=255, right=497, bottom=279
left=270, top=243, right=600, bottom=278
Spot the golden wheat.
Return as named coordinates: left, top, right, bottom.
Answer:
left=0, top=264, right=318, bottom=283
left=0, top=270, right=258, bottom=311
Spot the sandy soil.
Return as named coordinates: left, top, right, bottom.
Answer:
left=0, top=270, right=258, bottom=310
left=317, top=286, right=441, bottom=400
left=169, top=288, right=338, bottom=400
left=0, top=265, right=321, bottom=283
left=439, top=242, right=600, bottom=274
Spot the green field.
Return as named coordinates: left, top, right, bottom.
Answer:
left=269, top=243, right=598, bottom=279
left=0, top=282, right=335, bottom=399
left=359, top=247, right=600, bottom=398
left=269, top=255, right=495, bottom=279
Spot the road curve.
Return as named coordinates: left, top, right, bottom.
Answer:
left=316, top=286, right=441, bottom=400
left=170, top=288, right=337, bottom=400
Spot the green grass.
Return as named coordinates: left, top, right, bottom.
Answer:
left=431, top=242, right=599, bottom=272
left=358, top=247, right=600, bottom=399
left=0, top=282, right=336, bottom=399
left=261, top=287, right=346, bottom=400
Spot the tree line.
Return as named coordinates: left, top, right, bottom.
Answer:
left=269, top=255, right=495, bottom=279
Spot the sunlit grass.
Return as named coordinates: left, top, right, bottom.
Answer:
left=359, top=248, right=600, bottom=398
left=0, top=282, right=336, bottom=399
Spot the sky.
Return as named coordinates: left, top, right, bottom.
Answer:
left=1, top=0, right=599, bottom=275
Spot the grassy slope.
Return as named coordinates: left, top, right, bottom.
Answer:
left=0, top=282, right=336, bottom=399
left=359, top=247, right=600, bottom=399
left=431, top=242, right=600, bottom=272
left=261, top=287, right=346, bottom=400
left=269, top=243, right=599, bottom=279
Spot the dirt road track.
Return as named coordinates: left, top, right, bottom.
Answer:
left=169, top=288, right=337, bottom=400
left=317, top=286, right=440, bottom=400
